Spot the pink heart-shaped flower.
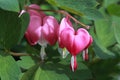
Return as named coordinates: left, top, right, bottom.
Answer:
left=59, top=17, right=93, bottom=71
left=60, top=27, right=90, bottom=56
left=23, top=4, right=59, bottom=46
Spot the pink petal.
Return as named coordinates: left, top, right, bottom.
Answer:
left=85, top=36, right=93, bottom=49
left=58, top=17, right=73, bottom=48
left=71, top=28, right=91, bottom=55
left=58, top=17, right=72, bottom=35
left=42, top=16, right=59, bottom=45
left=25, top=15, right=41, bottom=45
left=28, top=15, right=42, bottom=31
left=28, top=4, right=46, bottom=18
left=60, top=28, right=74, bottom=53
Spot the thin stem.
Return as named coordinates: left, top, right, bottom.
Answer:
left=9, top=52, right=30, bottom=56
left=25, top=6, right=90, bottom=29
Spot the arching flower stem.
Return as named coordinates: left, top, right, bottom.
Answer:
left=25, top=6, right=90, bottom=29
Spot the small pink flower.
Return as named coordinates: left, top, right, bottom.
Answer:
left=59, top=17, right=92, bottom=71
left=20, top=4, right=59, bottom=60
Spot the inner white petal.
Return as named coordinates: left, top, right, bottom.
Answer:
left=40, top=46, right=46, bottom=60
left=71, top=56, right=74, bottom=72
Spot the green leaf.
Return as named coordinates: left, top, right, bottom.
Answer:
left=103, top=0, right=119, bottom=8
left=113, top=16, right=120, bottom=44
left=90, top=26, right=115, bottom=59
left=34, top=64, right=70, bottom=80
left=89, top=56, right=120, bottom=80
left=47, top=0, right=103, bottom=20
left=110, top=44, right=120, bottom=55
left=0, top=0, right=20, bottom=12
left=107, top=4, right=120, bottom=17
left=17, top=56, right=36, bottom=69
left=111, top=74, right=120, bottom=80
left=0, top=9, right=29, bottom=49
left=84, top=8, right=103, bottom=20
left=19, top=12, right=30, bottom=42
left=26, top=44, right=39, bottom=56
left=21, top=63, right=70, bottom=80
left=0, top=51, right=21, bottom=80
left=18, top=0, right=26, bottom=9
left=93, top=38, right=115, bottom=59
left=94, top=17, right=116, bottom=47
left=21, top=64, right=39, bottom=80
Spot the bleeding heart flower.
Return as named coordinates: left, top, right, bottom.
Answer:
left=59, top=17, right=92, bottom=71
left=20, top=4, right=59, bottom=60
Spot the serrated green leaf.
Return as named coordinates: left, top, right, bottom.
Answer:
left=17, top=56, right=36, bottom=69
left=47, top=0, right=103, bottom=20
left=0, top=9, right=29, bottom=49
left=0, top=51, right=21, bottom=80
left=0, top=0, right=20, bottom=12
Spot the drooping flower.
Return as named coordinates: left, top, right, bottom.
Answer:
left=59, top=17, right=92, bottom=71
left=20, top=4, right=59, bottom=60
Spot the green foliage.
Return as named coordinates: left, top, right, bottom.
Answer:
left=103, top=0, right=119, bottom=8
left=19, top=13, right=30, bottom=43
left=21, top=63, right=70, bottom=80
left=17, top=56, right=36, bottom=69
left=57, top=54, right=92, bottom=80
left=93, top=38, right=115, bottom=59
left=46, top=0, right=103, bottom=20
left=0, top=51, right=21, bottom=80
left=94, top=17, right=116, bottom=47
left=21, top=64, right=40, bottom=80
left=0, top=0, right=20, bottom=12
left=113, top=16, right=120, bottom=44
left=0, top=9, right=29, bottom=49
left=107, top=4, right=120, bottom=17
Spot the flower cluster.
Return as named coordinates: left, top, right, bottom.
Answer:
left=20, top=4, right=93, bottom=71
